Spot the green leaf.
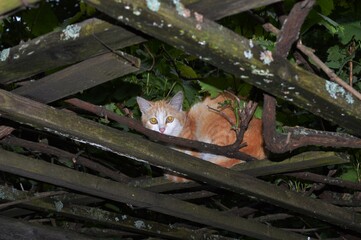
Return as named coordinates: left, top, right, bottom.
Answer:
left=339, top=21, right=361, bottom=44
left=317, top=0, right=334, bottom=16
left=254, top=106, right=263, bottom=119
left=22, top=2, right=59, bottom=36
left=198, top=80, right=222, bottom=98
left=339, top=168, right=358, bottom=182
left=176, top=62, right=198, bottom=79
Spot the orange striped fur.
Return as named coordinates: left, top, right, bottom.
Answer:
left=137, top=92, right=265, bottom=182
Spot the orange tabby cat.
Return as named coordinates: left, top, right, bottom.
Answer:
left=136, top=91, right=265, bottom=182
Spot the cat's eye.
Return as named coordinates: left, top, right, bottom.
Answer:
left=149, top=118, right=158, bottom=124
left=166, top=116, right=174, bottom=123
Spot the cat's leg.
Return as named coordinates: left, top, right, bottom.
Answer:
left=164, top=148, right=200, bottom=183
left=200, top=151, right=243, bottom=168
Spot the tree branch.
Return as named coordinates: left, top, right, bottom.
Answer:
left=262, top=94, right=361, bottom=153
left=64, top=98, right=258, bottom=161
left=274, top=0, right=316, bottom=58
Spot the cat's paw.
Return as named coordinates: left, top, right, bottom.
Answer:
left=164, top=174, right=192, bottom=183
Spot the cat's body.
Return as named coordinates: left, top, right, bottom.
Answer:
left=137, top=91, right=265, bottom=182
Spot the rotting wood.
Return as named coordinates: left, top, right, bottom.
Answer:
left=12, top=52, right=140, bottom=103
left=0, top=18, right=145, bottom=84
left=0, top=215, right=95, bottom=240
left=0, top=149, right=305, bottom=240
left=186, top=0, right=282, bottom=20
left=0, top=90, right=360, bottom=233
left=84, top=0, right=361, bottom=136
left=0, top=186, right=218, bottom=240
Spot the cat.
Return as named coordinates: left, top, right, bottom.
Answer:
left=136, top=91, right=265, bottom=182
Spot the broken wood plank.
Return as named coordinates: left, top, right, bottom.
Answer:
left=12, top=52, right=140, bottom=103
left=0, top=89, right=359, bottom=233
left=0, top=18, right=145, bottom=84
left=0, top=149, right=304, bottom=240
left=186, top=0, right=282, bottom=20
left=0, top=186, right=219, bottom=240
left=0, top=215, right=94, bottom=240
left=84, top=0, right=361, bottom=136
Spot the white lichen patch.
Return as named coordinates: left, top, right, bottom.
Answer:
left=133, top=9, right=141, bottom=16
left=263, top=79, right=272, bottom=83
left=251, top=67, right=274, bottom=77
left=249, top=39, right=254, bottom=48
left=260, top=50, right=274, bottom=65
left=0, top=48, right=10, bottom=61
left=19, top=43, right=29, bottom=51
left=134, top=220, right=146, bottom=229
left=61, top=24, right=81, bottom=41
left=27, top=51, right=34, bottom=56
left=13, top=54, right=20, bottom=59
left=146, top=0, right=160, bottom=12
left=244, top=49, right=253, bottom=59
left=121, top=215, right=127, bottom=220
left=198, top=40, right=206, bottom=46
left=325, top=80, right=354, bottom=104
left=54, top=200, right=64, bottom=212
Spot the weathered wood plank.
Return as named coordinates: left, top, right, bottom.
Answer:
left=186, top=0, right=282, bottom=20
left=0, top=215, right=94, bottom=240
left=84, top=0, right=361, bottom=136
left=0, top=149, right=303, bottom=240
left=12, top=52, right=140, bottom=103
left=0, top=186, right=216, bottom=240
left=0, top=89, right=359, bottom=233
left=0, top=18, right=145, bottom=83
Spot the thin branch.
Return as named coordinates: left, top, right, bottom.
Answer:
left=0, top=191, right=67, bottom=210
left=262, top=94, right=361, bottom=153
left=0, top=135, right=131, bottom=183
left=274, top=0, right=316, bottom=57
left=264, top=21, right=361, bottom=102
left=296, top=41, right=361, bottom=102
left=65, top=98, right=258, bottom=161
left=284, top=171, right=361, bottom=191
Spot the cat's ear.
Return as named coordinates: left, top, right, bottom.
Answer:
left=169, top=91, right=184, bottom=111
left=136, top=96, right=153, bottom=114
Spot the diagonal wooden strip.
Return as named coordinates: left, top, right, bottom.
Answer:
left=0, top=215, right=93, bottom=240
left=0, top=18, right=145, bottom=84
left=0, top=186, right=219, bottom=240
left=12, top=52, right=140, bottom=103
left=186, top=0, right=282, bottom=20
left=0, top=89, right=359, bottom=233
left=0, top=149, right=304, bottom=240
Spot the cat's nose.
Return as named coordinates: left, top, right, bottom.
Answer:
left=159, top=127, right=166, bottom=133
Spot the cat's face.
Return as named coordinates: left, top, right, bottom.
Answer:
left=136, top=92, right=186, bottom=137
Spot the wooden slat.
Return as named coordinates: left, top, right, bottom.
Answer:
left=0, top=149, right=304, bottom=240
left=187, top=0, right=282, bottom=20
left=12, top=52, right=139, bottom=103
left=0, top=18, right=145, bottom=84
